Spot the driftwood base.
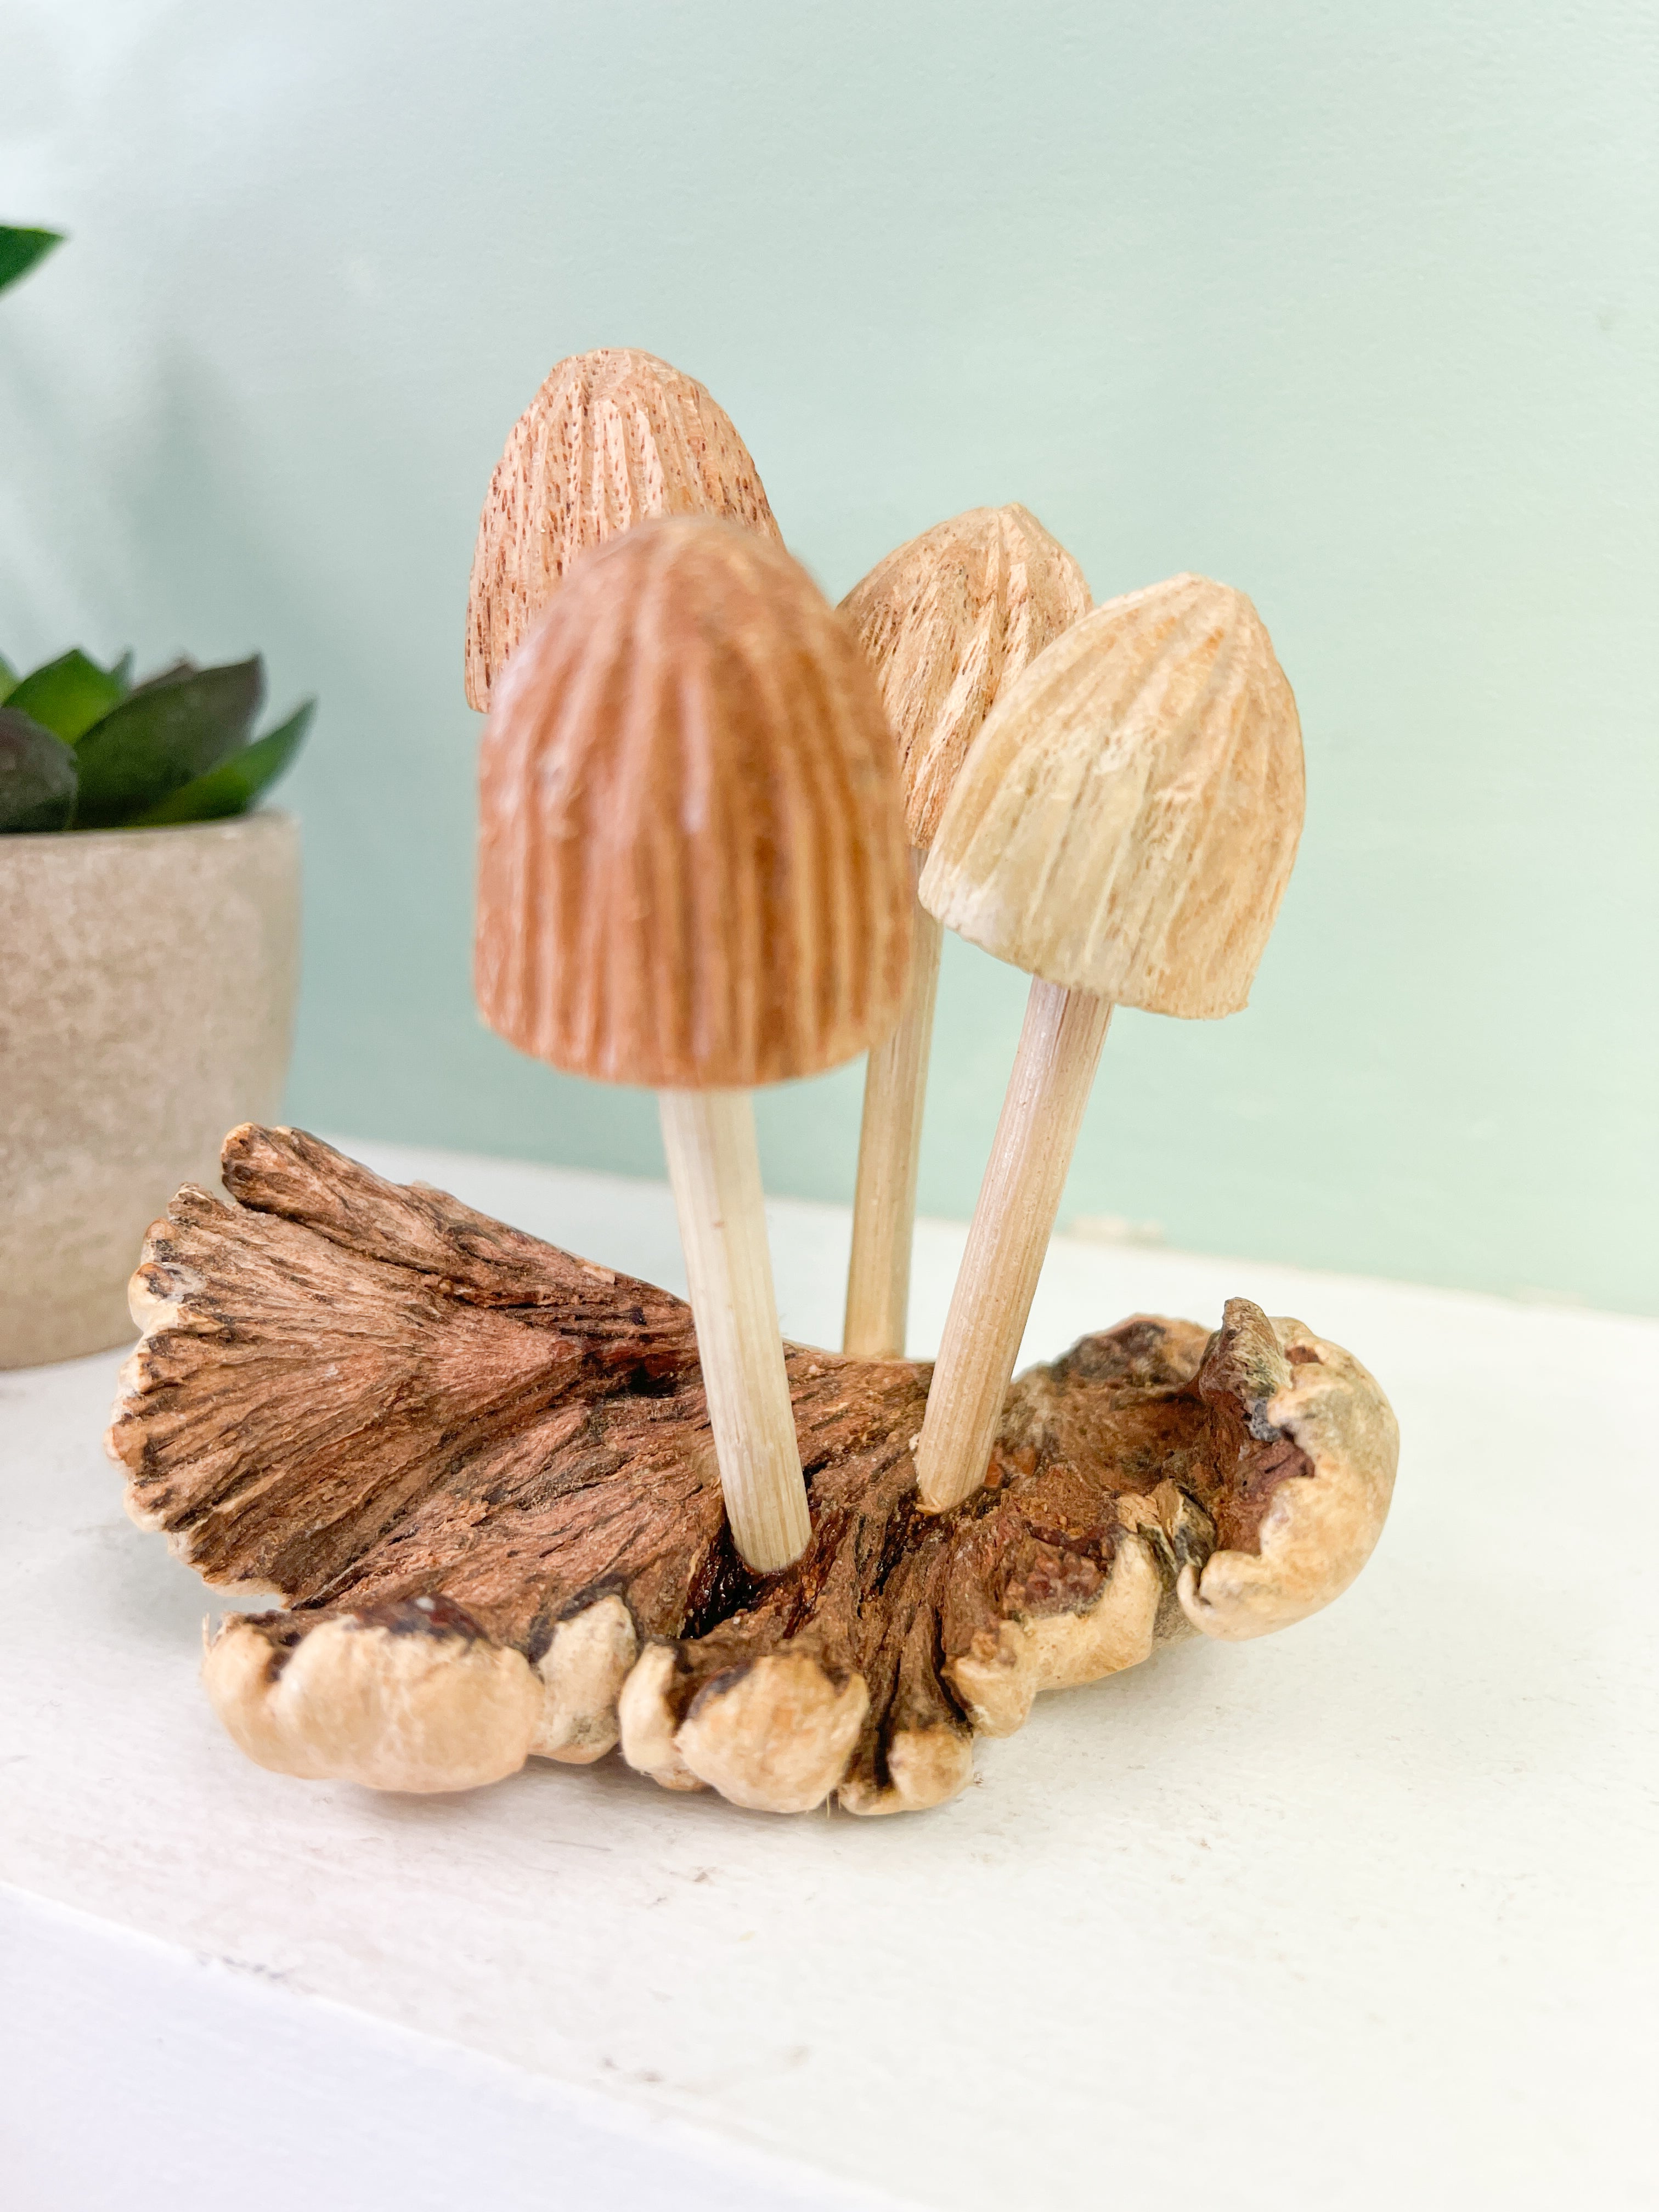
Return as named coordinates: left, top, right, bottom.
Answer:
left=106, top=1128, right=1398, bottom=1816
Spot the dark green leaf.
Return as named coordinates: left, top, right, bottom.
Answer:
left=131, top=699, right=314, bottom=826
left=108, top=650, right=134, bottom=690
left=0, top=225, right=63, bottom=295
left=5, top=647, right=131, bottom=743
left=0, top=652, right=16, bottom=704
left=0, top=707, right=78, bottom=832
left=72, top=655, right=264, bottom=827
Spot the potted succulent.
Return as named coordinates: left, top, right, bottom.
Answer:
left=1, top=223, right=315, bottom=1366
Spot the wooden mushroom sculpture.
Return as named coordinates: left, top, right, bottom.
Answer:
left=476, top=517, right=912, bottom=1571
left=465, top=347, right=781, bottom=710
left=839, top=505, right=1091, bottom=1357
left=913, top=573, right=1305, bottom=1511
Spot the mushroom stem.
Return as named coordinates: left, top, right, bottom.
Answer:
left=912, top=979, right=1113, bottom=1511
left=843, top=885, right=944, bottom=1358
left=658, top=1088, right=812, bottom=1571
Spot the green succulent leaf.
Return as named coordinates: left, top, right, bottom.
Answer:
left=72, top=655, right=264, bottom=828
left=0, top=707, right=78, bottom=832
left=127, top=654, right=198, bottom=696
left=0, top=225, right=64, bottom=295
left=5, top=647, right=131, bottom=743
left=0, top=652, right=17, bottom=704
left=131, top=698, right=314, bottom=826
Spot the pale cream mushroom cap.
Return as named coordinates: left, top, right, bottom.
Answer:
left=918, top=572, right=1305, bottom=1018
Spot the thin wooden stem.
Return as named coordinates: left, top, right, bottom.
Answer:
left=912, top=979, right=1112, bottom=1513
left=843, top=888, right=944, bottom=1358
left=658, top=1090, right=812, bottom=1572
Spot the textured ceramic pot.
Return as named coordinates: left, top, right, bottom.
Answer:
left=0, top=810, right=300, bottom=1368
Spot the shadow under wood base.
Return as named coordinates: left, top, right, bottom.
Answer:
left=105, top=1126, right=1399, bottom=1816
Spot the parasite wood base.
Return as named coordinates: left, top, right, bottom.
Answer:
left=106, top=1128, right=1398, bottom=1817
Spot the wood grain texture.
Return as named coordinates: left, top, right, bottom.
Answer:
left=105, top=1128, right=1398, bottom=1814
left=464, top=347, right=781, bottom=710
left=913, top=980, right=1112, bottom=1510
left=919, top=572, right=1305, bottom=1018
left=476, top=518, right=913, bottom=1090
left=840, top=503, right=1091, bottom=851
left=659, top=1089, right=811, bottom=1571
left=843, top=901, right=943, bottom=1357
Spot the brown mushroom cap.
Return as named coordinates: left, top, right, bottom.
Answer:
left=465, top=348, right=782, bottom=712
left=840, top=504, right=1091, bottom=849
left=476, top=518, right=913, bottom=1089
left=918, top=573, right=1305, bottom=1019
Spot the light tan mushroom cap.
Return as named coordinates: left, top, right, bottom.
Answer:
left=465, top=347, right=781, bottom=711
left=476, top=518, right=913, bottom=1090
left=839, top=504, right=1091, bottom=849
left=918, top=573, right=1305, bottom=1018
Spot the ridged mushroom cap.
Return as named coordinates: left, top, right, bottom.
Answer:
left=840, top=504, right=1091, bottom=850
left=476, top=518, right=913, bottom=1089
left=465, top=348, right=782, bottom=711
left=918, top=573, right=1304, bottom=1019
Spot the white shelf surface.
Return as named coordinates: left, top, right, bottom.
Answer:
left=3, top=1140, right=1656, bottom=2211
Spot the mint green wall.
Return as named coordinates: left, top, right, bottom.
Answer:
left=3, top=1, right=1655, bottom=1311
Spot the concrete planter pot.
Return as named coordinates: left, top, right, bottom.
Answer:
left=0, top=810, right=300, bottom=1368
